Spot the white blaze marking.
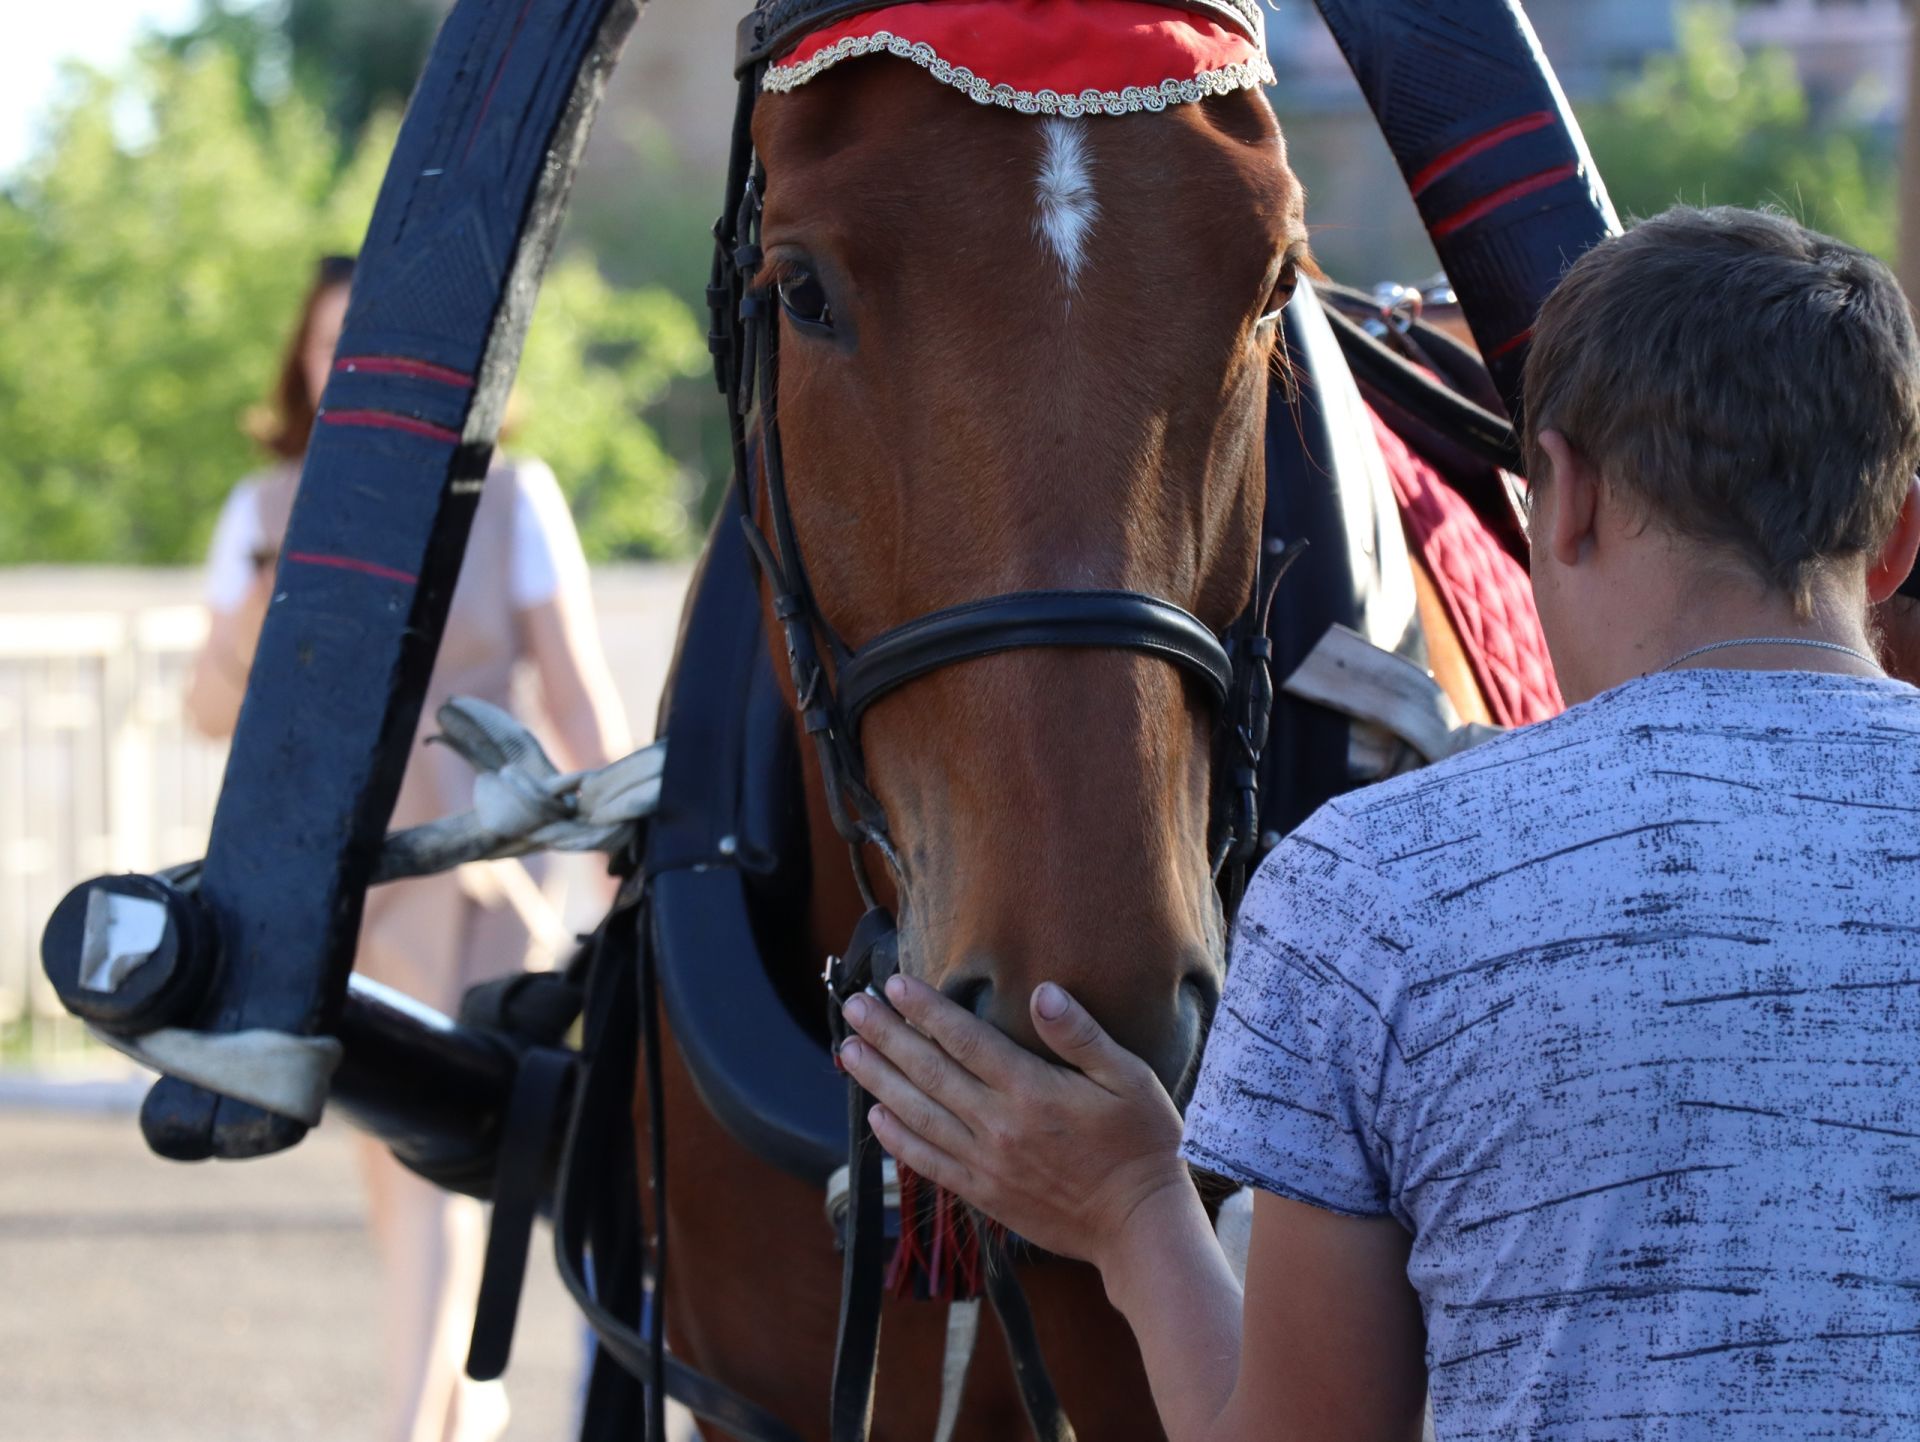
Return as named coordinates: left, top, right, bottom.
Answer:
left=1034, top=118, right=1097, bottom=290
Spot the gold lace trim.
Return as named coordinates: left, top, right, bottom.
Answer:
left=763, top=30, right=1276, bottom=116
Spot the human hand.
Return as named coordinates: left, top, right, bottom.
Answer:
left=837, top=973, right=1191, bottom=1273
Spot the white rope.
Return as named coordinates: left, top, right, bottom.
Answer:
left=89, top=1023, right=343, bottom=1126
left=823, top=1157, right=903, bottom=1233
left=1281, top=624, right=1502, bottom=776
left=90, top=699, right=666, bottom=1124
left=374, top=697, right=666, bottom=883
left=1215, top=1186, right=1254, bottom=1285
left=933, top=1298, right=981, bottom=1442
left=822, top=1158, right=979, bottom=1442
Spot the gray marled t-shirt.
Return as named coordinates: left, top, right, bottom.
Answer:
left=1183, top=668, right=1920, bottom=1440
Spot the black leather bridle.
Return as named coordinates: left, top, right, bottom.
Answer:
left=709, top=74, right=1277, bottom=937
left=700, top=5, right=1285, bottom=1438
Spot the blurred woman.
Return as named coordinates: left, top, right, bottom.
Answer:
left=186, top=254, right=631, bottom=1442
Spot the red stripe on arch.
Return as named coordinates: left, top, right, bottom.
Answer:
left=1431, top=164, right=1580, bottom=241
left=334, top=355, right=474, bottom=388
left=320, top=409, right=461, bottom=445
left=1410, top=112, right=1557, bottom=197
left=287, top=552, right=419, bottom=585
left=465, top=0, right=539, bottom=161
left=1489, top=326, right=1535, bottom=362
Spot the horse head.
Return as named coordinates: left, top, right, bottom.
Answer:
left=752, top=52, right=1304, bottom=1097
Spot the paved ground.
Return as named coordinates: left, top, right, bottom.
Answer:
left=0, top=566, right=703, bottom=1439
left=0, top=1082, right=689, bottom=1442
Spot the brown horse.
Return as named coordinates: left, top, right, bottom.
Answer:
left=647, top=56, right=1300, bottom=1440
left=642, top=48, right=1505, bottom=1439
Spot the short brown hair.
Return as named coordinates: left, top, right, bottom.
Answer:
left=1522, top=206, right=1920, bottom=609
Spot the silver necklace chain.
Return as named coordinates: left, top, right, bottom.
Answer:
left=1658, top=635, right=1881, bottom=673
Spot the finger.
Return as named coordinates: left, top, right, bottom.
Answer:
left=837, top=1036, right=975, bottom=1156
left=882, top=973, right=1033, bottom=1088
left=842, top=990, right=989, bottom=1112
left=867, top=1105, right=983, bottom=1208
left=1029, top=982, right=1155, bottom=1093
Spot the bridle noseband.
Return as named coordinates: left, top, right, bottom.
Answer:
left=839, top=589, right=1237, bottom=731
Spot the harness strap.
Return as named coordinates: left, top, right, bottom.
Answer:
left=467, top=1045, right=576, bottom=1381
left=1318, top=301, right=1523, bottom=477
left=837, top=590, right=1233, bottom=733
left=552, top=892, right=809, bottom=1442
left=828, top=1078, right=889, bottom=1440
left=985, top=1260, right=1078, bottom=1442
left=933, top=1299, right=982, bottom=1442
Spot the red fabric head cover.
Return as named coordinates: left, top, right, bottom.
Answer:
left=765, top=0, right=1275, bottom=118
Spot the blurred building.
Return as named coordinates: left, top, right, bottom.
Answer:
left=1267, top=0, right=1908, bottom=285
left=353, top=0, right=1912, bottom=298
left=599, top=3, right=742, bottom=178
left=548, top=0, right=1919, bottom=303
left=1739, top=0, right=1908, bottom=125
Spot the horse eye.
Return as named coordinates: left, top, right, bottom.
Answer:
left=778, top=271, right=834, bottom=332
left=1259, top=262, right=1300, bottom=329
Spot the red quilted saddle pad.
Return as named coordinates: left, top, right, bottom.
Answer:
left=1370, top=409, right=1563, bottom=727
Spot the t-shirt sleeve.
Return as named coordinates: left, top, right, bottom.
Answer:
left=1181, top=804, right=1405, bottom=1218
left=204, top=483, right=265, bottom=613
left=508, top=458, right=592, bottom=611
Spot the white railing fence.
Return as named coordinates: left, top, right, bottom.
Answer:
left=0, top=603, right=224, bottom=1055
left=0, top=566, right=689, bottom=1059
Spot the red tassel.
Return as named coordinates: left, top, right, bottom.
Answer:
left=885, top=1163, right=928, bottom=1295
left=884, top=1165, right=987, bottom=1302
left=933, top=1186, right=950, bottom=1298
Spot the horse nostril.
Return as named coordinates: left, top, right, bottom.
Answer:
left=1181, top=966, right=1222, bottom=1023
left=941, top=974, right=993, bottom=1020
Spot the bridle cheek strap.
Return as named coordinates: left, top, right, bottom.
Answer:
left=837, top=590, right=1234, bottom=733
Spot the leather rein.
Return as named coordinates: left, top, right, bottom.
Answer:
left=680, top=6, right=1287, bottom=1437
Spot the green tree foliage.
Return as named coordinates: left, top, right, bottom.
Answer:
left=0, top=43, right=705, bottom=564
left=512, top=264, right=711, bottom=560
left=169, top=0, right=441, bottom=154
left=1580, top=5, right=1896, bottom=258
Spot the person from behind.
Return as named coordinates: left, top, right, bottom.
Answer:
left=832, top=206, right=1920, bottom=1439
left=186, top=254, right=631, bottom=1442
